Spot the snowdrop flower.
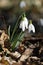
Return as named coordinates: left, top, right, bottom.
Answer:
left=40, top=19, right=43, bottom=26
left=19, top=16, right=28, bottom=31
left=20, top=0, right=26, bottom=8
left=28, top=20, right=35, bottom=33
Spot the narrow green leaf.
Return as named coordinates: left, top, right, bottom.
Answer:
left=11, top=31, right=25, bottom=50
left=11, top=15, right=22, bottom=41
left=8, top=25, right=11, bottom=39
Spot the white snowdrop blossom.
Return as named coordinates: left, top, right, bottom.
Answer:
left=28, top=21, right=35, bottom=33
left=20, top=1, right=26, bottom=8
left=19, top=17, right=28, bottom=31
left=40, top=19, right=43, bottom=26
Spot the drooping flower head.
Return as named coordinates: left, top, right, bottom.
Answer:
left=19, top=13, right=28, bottom=31
left=28, top=20, right=35, bottom=33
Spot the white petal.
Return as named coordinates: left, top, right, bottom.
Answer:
left=25, top=20, right=28, bottom=29
left=22, top=21, right=25, bottom=31
left=28, top=24, right=35, bottom=33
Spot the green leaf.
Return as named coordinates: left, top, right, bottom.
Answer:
left=11, top=31, right=25, bottom=50
left=15, top=32, right=25, bottom=48
left=8, top=25, right=11, bottom=39
left=11, top=15, right=22, bottom=41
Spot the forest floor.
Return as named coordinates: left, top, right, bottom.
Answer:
left=0, top=33, right=43, bottom=65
